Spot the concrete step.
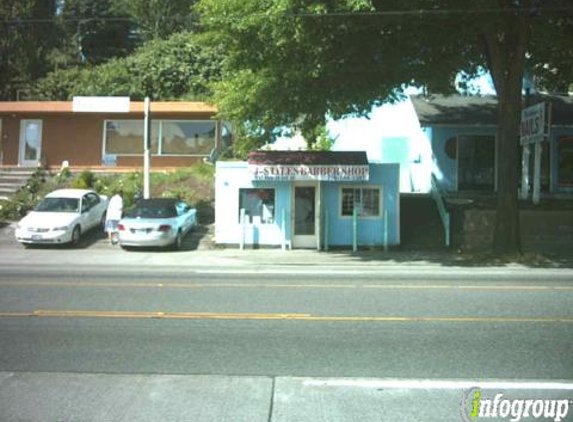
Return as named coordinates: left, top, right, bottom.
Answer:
left=0, top=168, right=37, bottom=175
left=0, top=174, right=33, bottom=180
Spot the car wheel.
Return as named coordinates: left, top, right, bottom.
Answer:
left=70, top=226, right=81, bottom=247
left=172, top=230, right=183, bottom=251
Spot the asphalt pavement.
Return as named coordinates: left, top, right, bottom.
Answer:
left=1, top=222, right=573, bottom=422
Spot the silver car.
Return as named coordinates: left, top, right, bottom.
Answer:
left=118, top=198, right=197, bottom=250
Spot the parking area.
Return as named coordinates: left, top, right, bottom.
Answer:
left=0, top=222, right=207, bottom=252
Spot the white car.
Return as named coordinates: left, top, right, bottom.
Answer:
left=15, top=189, right=108, bottom=247
left=118, top=198, right=197, bottom=250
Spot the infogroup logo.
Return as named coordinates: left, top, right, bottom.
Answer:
left=461, top=388, right=572, bottom=422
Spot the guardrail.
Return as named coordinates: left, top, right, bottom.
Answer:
left=430, top=174, right=451, bottom=247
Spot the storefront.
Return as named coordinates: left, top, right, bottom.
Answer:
left=215, top=151, right=400, bottom=249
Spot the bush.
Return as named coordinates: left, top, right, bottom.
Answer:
left=189, top=163, right=215, bottom=180
left=55, top=167, right=72, bottom=184
left=72, top=170, right=96, bottom=189
left=0, top=166, right=214, bottom=222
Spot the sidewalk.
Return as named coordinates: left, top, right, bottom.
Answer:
left=1, top=372, right=572, bottom=422
left=1, top=222, right=573, bottom=270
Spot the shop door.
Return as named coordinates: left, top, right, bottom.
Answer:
left=292, top=185, right=317, bottom=248
left=19, top=120, right=42, bottom=167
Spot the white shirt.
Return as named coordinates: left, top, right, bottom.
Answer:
left=106, top=194, right=123, bottom=221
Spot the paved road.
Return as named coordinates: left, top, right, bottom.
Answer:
left=1, top=265, right=572, bottom=379
left=1, top=225, right=573, bottom=421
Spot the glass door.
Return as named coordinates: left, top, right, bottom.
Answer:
left=19, top=120, right=42, bottom=167
left=292, top=185, right=317, bottom=248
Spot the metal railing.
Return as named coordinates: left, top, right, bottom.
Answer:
left=430, top=174, right=451, bottom=247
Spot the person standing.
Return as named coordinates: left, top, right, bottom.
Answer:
left=105, top=189, right=123, bottom=245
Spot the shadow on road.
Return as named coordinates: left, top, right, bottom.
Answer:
left=319, top=246, right=573, bottom=269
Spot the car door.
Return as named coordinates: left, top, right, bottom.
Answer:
left=82, top=193, right=101, bottom=229
left=175, top=201, right=192, bottom=233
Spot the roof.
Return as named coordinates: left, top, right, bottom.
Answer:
left=0, top=101, right=217, bottom=115
left=248, top=151, right=368, bottom=165
left=410, top=94, right=573, bottom=126
left=45, top=189, right=95, bottom=199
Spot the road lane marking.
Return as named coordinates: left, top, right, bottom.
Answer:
left=0, top=310, right=572, bottom=323
left=0, top=281, right=572, bottom=291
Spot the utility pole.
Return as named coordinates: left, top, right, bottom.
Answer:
left=143, top=97, right=151, bottom=199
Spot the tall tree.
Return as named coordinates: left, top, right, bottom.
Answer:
left=58, top=0, right=137, bottom=65
left=0, top=0, right=58, bottom=99
left=119, top=0, right=197, bottom=41
left=34, top=31, right=222, bottom=101
left=196, top=0, right=573, bottom=255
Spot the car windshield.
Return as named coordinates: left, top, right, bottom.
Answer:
left=126, top=202, right=177, bottom=219
left=35, top=197, right=80, bottom=213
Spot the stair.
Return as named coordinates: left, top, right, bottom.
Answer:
left=400, top=194, right=449, bottom=250
left=0, top=168, right=37, bottom=200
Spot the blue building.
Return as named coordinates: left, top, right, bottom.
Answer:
left=411, top=94, right=573, bottom=195
left=215, top=151, right=400, bottom=249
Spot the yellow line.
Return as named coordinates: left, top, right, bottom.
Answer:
left=0, top=310, right=572, bottom=323
left=1, top=281, right=572, bottom=291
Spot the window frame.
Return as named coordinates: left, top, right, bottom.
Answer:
left=339, top=186, right=382, bottom=219
left=238, top=187, right=276, bottom=225
left=102, top=119, right=218, bottom=157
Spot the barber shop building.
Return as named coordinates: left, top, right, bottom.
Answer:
left=215, top=151, right=400, bottom=250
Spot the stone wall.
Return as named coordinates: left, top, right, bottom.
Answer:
left=455, top=209, right=573, bottom=252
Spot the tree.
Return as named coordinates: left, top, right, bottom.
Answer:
left=58, top=0, right=137, bottom=65
left=195, top=0, right=573, bottom=255
left=34, top=31, right=223, bottom=101
left=119, top=0, right=197, bottom=41
left=0, top=0, right=58, bottom=99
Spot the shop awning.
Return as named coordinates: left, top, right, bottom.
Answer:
left=247, top=151, right=369, bottom=182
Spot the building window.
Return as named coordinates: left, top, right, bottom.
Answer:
left=238, top=188, right=275, bottom=224
left=104, top=120, right=216, bottom=156
left=161, top=121, right=216, bottom=155
left=457, top=135, right=495, bottom=191
left=558, top=136, right=573, bottom=187
left=341, top=187, right=381, bottom=217
left=105, top=121, right=159, bottom=155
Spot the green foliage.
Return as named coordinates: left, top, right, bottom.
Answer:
left=55, top=167, right=72, bottom=185
left=119, top=0, right=198, bottom=41
left=34, top=31, right=223, bottom=100
left=72, top=170, right=96, bottom=189
left=0, top=169, right=56, bottom=220
left=0, top=0, right=58, bottom=99
left=57, top=0, right=138, bottom=66
left=308, top=124, right=335, bottom=151
left=196, top=0, right=573, bottom=254
left=0, top=167, right=213, bottom=222
left=97, top=172, right=143, bottom=209
left=189, top=163, right=215, bottom=180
